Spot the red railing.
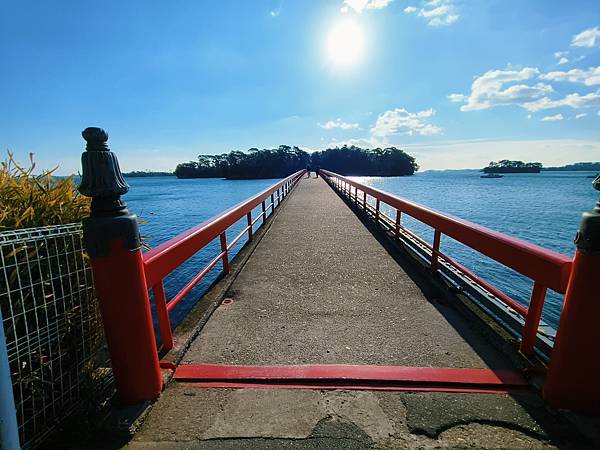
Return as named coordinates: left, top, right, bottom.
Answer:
left=319, top=169, right=573, bottom=355
left=143, top=170, right=306, bottom=350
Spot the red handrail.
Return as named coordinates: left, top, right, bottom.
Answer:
left=144, top=170, right=304, bottom=287
left=319, top=169, right=573, bottom=356
left=320, top=170, right=571, bottom=292
left=144, top=170, right=305, bottom=349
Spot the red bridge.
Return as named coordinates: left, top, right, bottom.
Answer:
left=78, top=128, right=600, bottom=448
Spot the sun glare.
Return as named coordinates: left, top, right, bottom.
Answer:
left=326, top=19, right=365, bottom=67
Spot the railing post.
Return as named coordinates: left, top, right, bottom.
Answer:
left=375, top=199, right=381, bottom=222
left=519, top=282, right=546, bottom=355
left=363, top=192, right=367, bottom=210
left=271, top=193, right=275, bottom=211
left=78, top=127, right=162, bottom=404
left=395, top=210, right=401, bottom=240
left=261, top=200, right=266, bottom=223
left=430, top=230, right=442, bottom=272
left=543, top=177, right=600, bottom=413
left=152, top=282, right=174, bottom=350
left=247, top=212, right=253, bottom=240
left=220, top=232, right=230, bottom=274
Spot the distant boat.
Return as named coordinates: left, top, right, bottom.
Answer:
left=481, top=174, right=504, bottom=179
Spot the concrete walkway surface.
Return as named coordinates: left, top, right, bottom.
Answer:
left=128, top=177, right=593, bottom=449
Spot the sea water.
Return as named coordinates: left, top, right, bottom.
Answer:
left=125, top=171, right=598, bottom=329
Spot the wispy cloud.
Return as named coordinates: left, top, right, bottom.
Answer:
left=553, top=51, right=569, bottom=66
left=540, top=66, right=600, bottom=86
left=404, top=0, right=459, bottom=26
left=522, top=91, right=600, bottom=112
left=341, top=0, right=393, bottom=14
left=575, top=113, right=587, bottom=119
left=371, top=108, right=442, bottom=137
left=571, top=26, right=600, bottom=48
left=541, top=113, right=563, bottom=122
left=318, top=119, right=360, bottom=130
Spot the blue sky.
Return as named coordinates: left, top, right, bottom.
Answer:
left=1, top=0, right=599, bottom=173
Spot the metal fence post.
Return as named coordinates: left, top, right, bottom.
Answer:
left=78, top=127, right=162, bottom=405
left=0, top=307, right=20, bottom=450
left=543, top=177, right=600, bottom=413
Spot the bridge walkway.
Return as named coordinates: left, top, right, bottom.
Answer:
left=128, top=176, right=583, bottom=449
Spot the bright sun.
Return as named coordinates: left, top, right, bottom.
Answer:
left=326, top=19, right=365, bottom=67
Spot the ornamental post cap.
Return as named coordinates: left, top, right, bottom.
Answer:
left=82, top=127, right=109, bottom=151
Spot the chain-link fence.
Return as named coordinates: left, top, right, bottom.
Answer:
left=0, top=224, right=114, bottom=448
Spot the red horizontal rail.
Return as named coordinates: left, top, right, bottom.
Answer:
left=143, top=170, right=304, bottom=288
left=174, top=364, right=528, bottom=393
left=166, top=250, right=225, bottom=313
left=437, top=249, right=529, bottom=317
left=320, top=170, right=572, bottom=294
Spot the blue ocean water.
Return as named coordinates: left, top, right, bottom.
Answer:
left=125, top=171, right=598, bottom=329
left=125, top=176, right=279, bottom=326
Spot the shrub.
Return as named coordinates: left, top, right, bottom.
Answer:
left=0, top=152, right=90, bottom=230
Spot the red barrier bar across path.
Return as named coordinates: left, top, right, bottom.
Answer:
left=143, top=170, right=305, bottom=350
left=319, top=169, right=573, bottom=356
left=173, top=364, right=529, bottom=394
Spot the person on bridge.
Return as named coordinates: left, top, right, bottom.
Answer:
left=314, top=166, right=320, bottom=178
left=306, top=165, right=311, bottom=178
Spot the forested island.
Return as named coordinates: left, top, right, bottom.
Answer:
left=122, top=171, right=174, bottom=177
left=482, top=160, right=542, bottom=174
left=543, top=162, right=600, bottom=171
left=174, top=145, right=418, bottom=179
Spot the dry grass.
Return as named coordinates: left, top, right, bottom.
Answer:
left=0, top=152, right=90, bottom=230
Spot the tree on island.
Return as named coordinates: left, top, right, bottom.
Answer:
left=311, top=146, right=418, bottom=176
left=483, top=160, right=542, bottom=174
left=174, top=145, right=418, bottom=179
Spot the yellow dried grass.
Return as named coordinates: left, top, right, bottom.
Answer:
left=0, top=152, right=90, bottom=230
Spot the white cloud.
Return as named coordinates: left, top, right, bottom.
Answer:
left=523, top=90, right=600, bottom=112
left=341, top=0, right=393, bottom=13
left=318, top=119, right=360, bottom=130
left=558, top=57, right=569, bottom=65
left=541, top=113, right=563, bottom=122
left=451, top=65, right=600, bottom=113
left=576, top=113, right=587, bottom=119
left=554, top=51, right=569, bottom=59
left=365, top=0, right=393, bottom=9
left=447, top=93, right=466, bottom=102
left=405, top=0, right=459, bottom=26
left=540, top=66, right=600, bottom=86
left=453, top=67, right=553, bottom=111
left=371, top=108, right=442, bottom=137
left=571, top=26, right=600, bottom=48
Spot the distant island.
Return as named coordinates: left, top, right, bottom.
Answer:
left=542, top=162, right=600, bottom=172
left=482, top=160, right=542, bottom=174
left=122, top=171, right=174, bottom=177
left=174, top=145, right=418, bottom=179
